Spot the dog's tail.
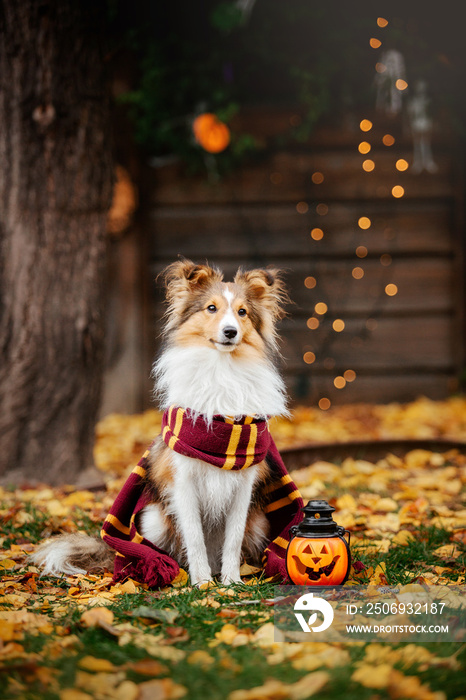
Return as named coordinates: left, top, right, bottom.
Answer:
left=31, top=533, right=114, bottom=576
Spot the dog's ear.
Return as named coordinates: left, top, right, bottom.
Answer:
left=234, top=268, right=289, bottom=320
left=161, top=259, right=223, bottom=303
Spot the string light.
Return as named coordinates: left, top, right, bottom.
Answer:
left=392, top=185, right=405, bottom=198
left=304, top=276, right=317, bottom=289
left=375, top=62, right=387, bottom=73
left=377, top=17, right=389, bottom=27
left=312, top=172, right=324, bottom=184
left=296, top=201, right=309, bottom=213
left=344, top=369, right=356, bottom=382
left=356, top=246, right=368, bottom=258
left=307, top=317, right=320, bottom=330
left=385, top=283, right=398, bottom=296
left=332, top=319, right=345, bottom=332
left=316, top=203, right=329, bottom=216
left=311, top=228, right=324, bottom=240
left=396, top=159, right=409, bottom=171
left=380, top=253, right=392, bottom=266
left=303, top=351, right=316, bottom=364
left=396, top=79, right=408, bottom=91
left=366, top=318, right=378, bottom=331
left=352, top=267, right=365, bottom=279
left=370, top=38, right=382, bottom=49
left=334, top=376, right=346, bottom=389
left=360, top=119, right=373, bottom=132
left=358, top=216, right=371, bottom=229
left=362, top=159, right=375, bottom=172
left=383, top=134, right=395, bottom=146
left=358, top=141, right=371, bottom=154
left=318, top=398, right=331, bottom=410
left=315, top=302, right=328, bottom=315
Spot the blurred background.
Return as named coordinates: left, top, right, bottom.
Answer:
left=104, top=0, right=466, bottom=413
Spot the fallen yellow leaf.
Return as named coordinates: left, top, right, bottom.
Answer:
left=78, top=656, right=117, bottom=672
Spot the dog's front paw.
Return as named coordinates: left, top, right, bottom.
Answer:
left=220, top=571, right=243, bottom=585
left=189, top=567, right=214, bottom=588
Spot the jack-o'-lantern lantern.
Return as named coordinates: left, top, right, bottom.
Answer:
left=192, top=113, right=231, bottom=153
left=286, top=500, right=351, bottom=586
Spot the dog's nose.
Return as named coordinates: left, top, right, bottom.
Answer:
left=223, top=326, right=238, bottom=340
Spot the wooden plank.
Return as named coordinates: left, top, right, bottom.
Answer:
left=150, top=151, right=455, bottom=206
left=149, top=201, right=453, bottom=259
left=279, top=316, right=454, bottom=371
left=283, top=372, right=458, bottom=406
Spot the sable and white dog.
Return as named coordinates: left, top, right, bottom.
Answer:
left=33, top=260, right=289, bottom=585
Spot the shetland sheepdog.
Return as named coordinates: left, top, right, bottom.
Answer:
left=33, top=259, right=289, bottom=585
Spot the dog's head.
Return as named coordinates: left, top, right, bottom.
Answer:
left=160, top=259, right=288, bottom=359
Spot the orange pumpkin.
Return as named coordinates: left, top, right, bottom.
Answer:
left=286, top=535, right=350, bottom=586
left=286, top=499, right=351, bottom=586
left=192, top=113, right=231, bottom=153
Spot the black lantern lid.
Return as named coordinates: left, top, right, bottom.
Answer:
left=294, top=499, right=341, bottom=537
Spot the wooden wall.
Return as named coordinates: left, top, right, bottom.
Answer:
left=144, top=120, right=464, bottom=407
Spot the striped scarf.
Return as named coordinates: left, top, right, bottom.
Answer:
left=101, top=407, right=303, bottom=588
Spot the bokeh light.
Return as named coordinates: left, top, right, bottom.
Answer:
left=358, top=216, right=371, bottom=229
left=392, top=185, right=405, bottom=198
left=385, top=283, right=398, bottom=296
left=334, top=376, right=346, bottom=389
left=303, top=351, right=316, bottom=364
left=315, top=302, right=328, bottom=315
left=332, top=319, right=345, bottom=332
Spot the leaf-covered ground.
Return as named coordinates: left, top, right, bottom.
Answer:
left=1, top=397, right=466, bottom=700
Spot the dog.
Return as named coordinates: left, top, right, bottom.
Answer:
left=33, top=259, right=291, bottom=586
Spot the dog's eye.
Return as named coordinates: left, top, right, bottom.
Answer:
left=207, top=304, right=217, bottom=313
left=238, top=308, right=247, bottom=317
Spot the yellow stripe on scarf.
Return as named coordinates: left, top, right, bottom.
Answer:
left=223, top=424, right=243, bottom=470
left=263, top=473, right=293, bottom=494
left=264, top=490, right=301, bottom=513
left=104, top=514, right=131, bottom=535
left=162, top=406, right=174, bottom=442
left=167, top=407, right=185, bottom=451
left=241, top=422, right=258, bottom=470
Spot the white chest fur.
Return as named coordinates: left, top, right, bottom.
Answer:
left=168, top=452, right=260, bottom=524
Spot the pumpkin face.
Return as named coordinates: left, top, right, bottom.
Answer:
left=192, top=113, right=231, bottom=153
left=286, top=536, right=350, bottom=586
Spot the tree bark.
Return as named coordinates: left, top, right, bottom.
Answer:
left=0, top=0, right=113, bottom=483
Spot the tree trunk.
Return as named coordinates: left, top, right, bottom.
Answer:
left=0, top=0, right=113, bottom=484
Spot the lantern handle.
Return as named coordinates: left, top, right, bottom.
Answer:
left=289, top=525, right=299, bottom=537
left=337, top=525, right=351, bottom=547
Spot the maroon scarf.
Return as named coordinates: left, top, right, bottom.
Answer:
left=101, top=407, right=303, bottom=588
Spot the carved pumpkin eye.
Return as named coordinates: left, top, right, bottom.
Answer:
left=320, top=545, right=329, bottom=554
left=207, top=304, right=217, bottom=313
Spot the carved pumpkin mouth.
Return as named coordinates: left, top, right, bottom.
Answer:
left=292, top=554, right=341, bottom=581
